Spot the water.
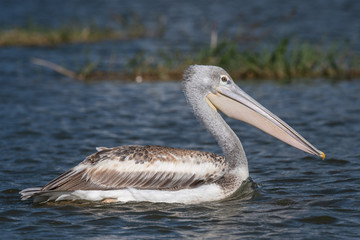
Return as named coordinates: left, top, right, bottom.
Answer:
left=1, top=0, right=360, bottom=46
left=1, top=0, right=360, bottom=73
left=1, top=76, right=360, bottom=239
left=1, top=1, right=360, bottom=239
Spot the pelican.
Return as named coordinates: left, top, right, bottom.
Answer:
left=20, top=65, right=324, bottom=204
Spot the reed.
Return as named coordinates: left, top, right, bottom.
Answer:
left=0, top=13, right=164, bottom=47
left=0, top=26, right=117, bottom=47
left=118, top=38, right=360, bottom=82
left=30, top=37, right=360, bottom=82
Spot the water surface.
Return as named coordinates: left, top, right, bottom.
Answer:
left=1, top=76, right=359, bottom=239
left=1, top=1, right=360, bottom=239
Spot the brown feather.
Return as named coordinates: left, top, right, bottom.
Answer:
left=39, top=145, right=227, bottom=192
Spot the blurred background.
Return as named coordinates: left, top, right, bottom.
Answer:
left=1, top=1, right=359, bottom=239
left=1, top=0, right=360, bottom=81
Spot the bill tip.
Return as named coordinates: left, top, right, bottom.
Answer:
left=320, top=151, right=325, bottom=160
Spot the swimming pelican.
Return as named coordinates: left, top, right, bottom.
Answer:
left=20, top=65, right=324, bottom=204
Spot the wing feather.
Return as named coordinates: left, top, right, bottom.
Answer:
left=40, top=145, right=227, bottom=192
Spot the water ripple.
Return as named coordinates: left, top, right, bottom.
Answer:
left=1, top=78, right=360, bottom=238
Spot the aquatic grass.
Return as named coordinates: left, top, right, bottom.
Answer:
left=4, top=17, right=359, bottom=81
left=119, top=38, right=360, bottom=82
left=0, top=26, right=118, bottom=47
left=32, top=38, right=360, bottom=82
left=0, top=13, right=164, bottom=47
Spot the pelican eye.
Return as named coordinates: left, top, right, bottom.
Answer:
left=220, top=75, right=230, bottom=85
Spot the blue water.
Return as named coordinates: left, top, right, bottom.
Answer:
left=1, top=76, right=360, bottom=239
left=1, top=1, right=360, bottom=239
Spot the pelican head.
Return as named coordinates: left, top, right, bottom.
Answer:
left=183, top=65, right=324, bottom=159
left=19, top=64, right=325, bottom=204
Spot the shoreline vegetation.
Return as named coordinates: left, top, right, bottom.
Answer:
left=0, top=14, right=165, bottom=46
left=122, top=39, right=360, bottom=82
left=31, top=39, right=360, bottom=83
left=1, top=18, right=359, bottom=82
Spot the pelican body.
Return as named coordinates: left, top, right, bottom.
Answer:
left=20, top=65, right=324, bottom=204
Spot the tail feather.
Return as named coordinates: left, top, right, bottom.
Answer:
left=20, top=187, right=42, bottom=200
left=20, top=188, right=75, bottom=203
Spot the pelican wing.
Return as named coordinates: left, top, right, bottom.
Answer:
left=41, top=145, right=227, bottom=192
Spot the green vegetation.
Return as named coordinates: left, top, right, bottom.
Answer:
left=0, top=25, right=121, bottom=46
left=0, top=13, right=164, bottom=47
left=82, top=38, right=360, bottom=82
left=2, top=17, right=359, bottom=81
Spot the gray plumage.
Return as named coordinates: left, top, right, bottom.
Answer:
left=20, top=65, right=255, bottom=202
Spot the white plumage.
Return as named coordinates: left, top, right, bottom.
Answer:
left=20, top=65, right=324, bottom=204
